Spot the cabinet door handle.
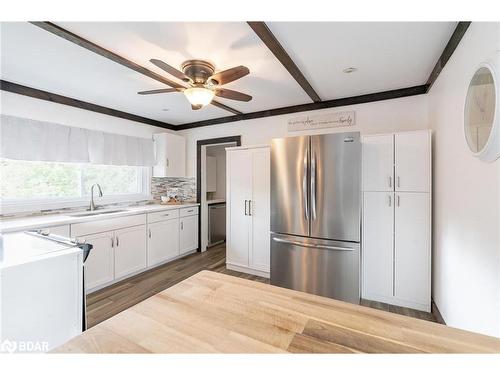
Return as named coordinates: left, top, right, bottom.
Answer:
left=388, top=176, right=392, bottom=188
left=148, top=229, right=152, bottom=238
left=388, top=195, right=392, bottom=207
left=248, top=200, right=252, bottom=216
left=111, top=237, right=114, bottom=248
left=181, top=221, right=184, bottom=230
left=397, top=176, right=401, bottom=188
left=397, top=195, right=400, bottom=207
left=116, top=236, right=119, bottom=247
left=244, top=200, right=248, bottom=216
left=166, top=158, right=170, bottom=167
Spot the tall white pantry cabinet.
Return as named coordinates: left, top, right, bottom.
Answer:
left=362, top=130, right=431, bottom=312
left=226, top=145, right=270, bottom=278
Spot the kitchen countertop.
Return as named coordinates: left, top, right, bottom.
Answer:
left=0, top=232, right=81, bottom=269
left=0, top=203, right=199, bottom=234
left=53, top=270, right=500, bottom=353
left=206, top=199, right=226, bottom=205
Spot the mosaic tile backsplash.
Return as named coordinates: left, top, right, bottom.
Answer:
left=151, top=177, right=197, bottom=202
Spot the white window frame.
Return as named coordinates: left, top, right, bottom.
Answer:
left=0, top=165, right=152, bottom=215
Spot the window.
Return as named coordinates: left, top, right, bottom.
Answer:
left=0, top=159, right=151, bottom=213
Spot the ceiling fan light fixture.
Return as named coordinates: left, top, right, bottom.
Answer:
left=183, top=87, right=215, bottom=107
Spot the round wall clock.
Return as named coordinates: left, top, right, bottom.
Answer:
left=464, top=54, right=500, bottom=162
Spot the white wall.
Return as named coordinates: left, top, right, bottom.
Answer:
left=180, top=94, right=429, bottom=177
left=428, top=22, right=500, bottom=337
left=1, top=91, right=171, bottom=138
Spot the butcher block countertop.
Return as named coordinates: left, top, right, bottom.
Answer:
left=54, top=271, right=500, bottom=353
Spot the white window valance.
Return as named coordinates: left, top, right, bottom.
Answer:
left=0, top=115, right=155, bottom=167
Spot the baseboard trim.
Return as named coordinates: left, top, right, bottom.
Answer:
left=431, top=299, right=447, bottom=325
left=362, top=292, right=430, bottom=313
left=226, top=263, right=270, bottom=278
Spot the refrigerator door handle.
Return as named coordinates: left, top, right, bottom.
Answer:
left=311, top=150, right=317, bottom=220
left=302, top=151, right=309, bottom=221
left=272, top=237, right=354, bottom=251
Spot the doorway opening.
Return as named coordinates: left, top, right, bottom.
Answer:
left=196, top=136, right=241, bottom=252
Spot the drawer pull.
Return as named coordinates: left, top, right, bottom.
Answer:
left=187, top=209, right=194, bottom=213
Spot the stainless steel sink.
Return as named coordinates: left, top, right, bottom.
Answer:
left=69, top=209, right=129, bottom=217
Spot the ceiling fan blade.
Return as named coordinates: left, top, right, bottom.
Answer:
left=137, top=88, right=180, bottom=95
left=215, top=88, right=252, bottom=102
left=191, top=104, right=203, bottom=110
left=150, top=59, right=192, bottom=83
left=208, top=66, right=249, bottom=85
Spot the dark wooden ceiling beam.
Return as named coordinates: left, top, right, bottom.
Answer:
left=29, top=21, right=242, bottom=115
left=247, top=21, right=321, bottom=103
left=0, top=80, right=176, bottom=130
left=175, top=85, right=428, bottom=131
left=426, top=21, right=471, bottom=92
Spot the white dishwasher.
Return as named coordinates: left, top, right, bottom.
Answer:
left=0, top=232, right=91, bottom=352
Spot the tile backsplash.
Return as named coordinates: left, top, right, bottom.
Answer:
left=151, top=177, right=197, bottom=202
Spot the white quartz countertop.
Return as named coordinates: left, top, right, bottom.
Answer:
left=0, top=203, right=199, bottom=234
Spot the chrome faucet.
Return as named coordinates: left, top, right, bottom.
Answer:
left=90, top=183, right=103, bottom=211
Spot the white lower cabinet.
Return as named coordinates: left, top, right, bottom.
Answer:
left=362, top=192, right=431, bottom=312
left=226, top=146, right=270, bottom=277
left=362, top=192, right=394, bottom=300
left=148, top=219, right=180, bottom=266
left=180, top=214, right=198, bottom=255
left=71, top=207, right=198, bottom=293
left=114, top=225, right=147, bottom=279
left=394, top=192, right=431, bottom=306
left=83, top=231, right=115, bottom=291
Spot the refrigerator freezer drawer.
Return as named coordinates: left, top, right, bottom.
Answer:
left=270, top=233, right=360, bottom=304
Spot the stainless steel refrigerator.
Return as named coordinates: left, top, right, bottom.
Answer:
left=270, top=132, right=361, bottom=303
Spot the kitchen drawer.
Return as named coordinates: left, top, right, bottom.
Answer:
left=71, top=214, right=146, bottom=237
left=148, top=209, right=179, bottom=223
left=179, top=206, right=198, bottom=217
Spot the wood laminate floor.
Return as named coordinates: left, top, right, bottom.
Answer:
left=86, top=243, right=436, bottom=328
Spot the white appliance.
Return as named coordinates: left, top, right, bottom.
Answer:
left=362, top=130, right=432, bottom=312
left=226, top=145, right=270, bottom=278
left=0, top=232, right=90, bottom=352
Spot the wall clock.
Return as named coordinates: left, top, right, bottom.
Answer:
left=464, top=54, right=500, bottom=162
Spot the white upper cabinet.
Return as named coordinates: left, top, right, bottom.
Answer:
left=362, top=134, right=394, bottom=192
left=206, top=156, right=217, bottom=192
left=153, top=133, right=185, bottom=178
left=395, top=131, right=431, bottom=192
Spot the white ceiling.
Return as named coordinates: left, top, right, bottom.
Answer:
left=1, top=22, right=457, bottom=126
left=267, top=22, right=457, bottom=99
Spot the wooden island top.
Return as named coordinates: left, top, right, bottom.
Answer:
left=54, top=270, right=500, bottom=353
